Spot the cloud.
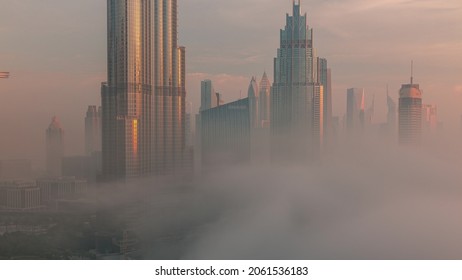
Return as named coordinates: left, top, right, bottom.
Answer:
left=127, top=138, right=462, bottom=259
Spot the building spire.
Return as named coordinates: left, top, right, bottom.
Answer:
left=410, top=60, right=414, bottom=85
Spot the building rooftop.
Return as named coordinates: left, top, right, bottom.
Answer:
left=399, top=84, right=422, bottom=99
left=48, top=116, right=63, bottom=130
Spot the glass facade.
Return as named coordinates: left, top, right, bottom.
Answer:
left=346, top=88, right=365, bottom=135
left=201, top=98, right=251, bottom=171
left=259, top=72, right=271, bottom=127
left=271, top=1, right=324, bottom=163
left=399, top=84, right=422, bottom=146
left=102, top=0, right=187, bottom=180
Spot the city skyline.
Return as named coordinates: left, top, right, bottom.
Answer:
left=2, top=0, right=462, bottom=263
left=1, top=0, right=462, bottom=166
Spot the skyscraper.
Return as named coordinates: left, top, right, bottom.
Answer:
left=102, top=0, right=187, bottom=180
left=317, top=58, right=332, bottom=141
left=259, top=72, right=271, bottom=128
left=364, top=95, right=375, bottom=127
left=200, top=80, right=213, bottom=112
left=422, top=104, right=437, bottom=133
left=248, top=76, right=259, bottom=128
left=399, top=74, right=422, bottom=146
left=387, top=89, right=397, bottom=133
left=214, top=92, right=224, bottom=107
left=46, top=116, right=64, bottom=178
left=346, top=88, right=365, bottom=134
left=201, top=98, right=251, bottom=170
left=271, top=1, right=324, bottom=162
left=85, top=105, right=101, bottom=156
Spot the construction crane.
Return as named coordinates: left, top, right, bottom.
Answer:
left=0, top=72, right=10, bottom=79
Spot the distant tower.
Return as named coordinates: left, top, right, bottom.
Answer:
left=85, top=106, right=102, bottom=155
left=460, top=115, right=462, bottom=131
left=346, top=88, right=365, bottom=134
left=317, top=58, right=332, bottom=141
left=201, top=80, right=214, bottom=111
left=365, top=95, right=375, bottom=127
left=422, top=104, right=437, bottom=133
left=248, top=76, right=260, bottom=128
left=399, top=63, right=422, bottom=145
left=387, top=86, right=397, bottom=134
left=259, top=72, right=271, bottom=128
left=311, top=84, right=324, bottom=153
left=46, top=116, right=64, bottom=177
left=214, top=92, right=224, bottom=107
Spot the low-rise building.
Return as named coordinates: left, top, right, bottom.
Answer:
left=37, top=177, right=88, bottom=204
left=0, top=180, right=42, bottom=211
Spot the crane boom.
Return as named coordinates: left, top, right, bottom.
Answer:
left=0, top=72, right=10, bottom=79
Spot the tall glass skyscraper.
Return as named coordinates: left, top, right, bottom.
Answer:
left=46, top=116, right=64, bottom=178
left=271, top=0, right=324, bottom=162
left=399, top=78, right=422, bottom=146
left=200, top=80, right=213, bottom=112
left=387, top=90, right=397, bottom=134
left=259, top=72, right=271, bottom=128
left=85, top=106, right=101, bottom=156
left=346, top=88, right=365, bottom=135
left=317, top=57, right=332, bottom=142
left=102, top=0, right=186, bottom=180
left=248, top=76, right=259, bottom=129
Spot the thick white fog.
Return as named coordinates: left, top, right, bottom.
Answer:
left=94, top=133, right=462, bottom=260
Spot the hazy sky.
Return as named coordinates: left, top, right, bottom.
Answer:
left=1, top=0, right=462, bottom=166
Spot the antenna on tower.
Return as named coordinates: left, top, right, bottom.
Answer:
left=410, top=60, right=414, bottom=85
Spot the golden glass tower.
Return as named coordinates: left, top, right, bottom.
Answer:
left=102, top=0, right=186, bottom=180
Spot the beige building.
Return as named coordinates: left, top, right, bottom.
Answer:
left=37, top=177, right=87, bottom=203
left=0, top=181, right=42, bottom=211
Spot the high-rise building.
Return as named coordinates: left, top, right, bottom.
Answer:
left=271, top=1, right=324, bottom=162
left=317, top=58, right=332, bottom=141
left=259, top=72, right=271, bottom=128
left=460, top=115, right=462, bottom=131
left=185, top=113, right=193, bottom=147
left=201, top=98, right=251, bottom=170
left=399, top=75, right=422, bottom=146
left=422, top=104, right=437, bottom=133
left=248, top=76, right=260, bottom=129
left=346, top=88, right=365, bottom=134
left=85, top=106, right=102, bottom=156
left=387, top=89, right=397, bottom=133
left=214, top=92, right=224, bottom=108
left=102, top=0, right=187, bottom=180
left=46, top=116, right=64, bottom=178
left=201, top=80, right=213, bottom=112
left=311, top=85, right=324, bottom=153
left=364, top=95, right=375, bottom=128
